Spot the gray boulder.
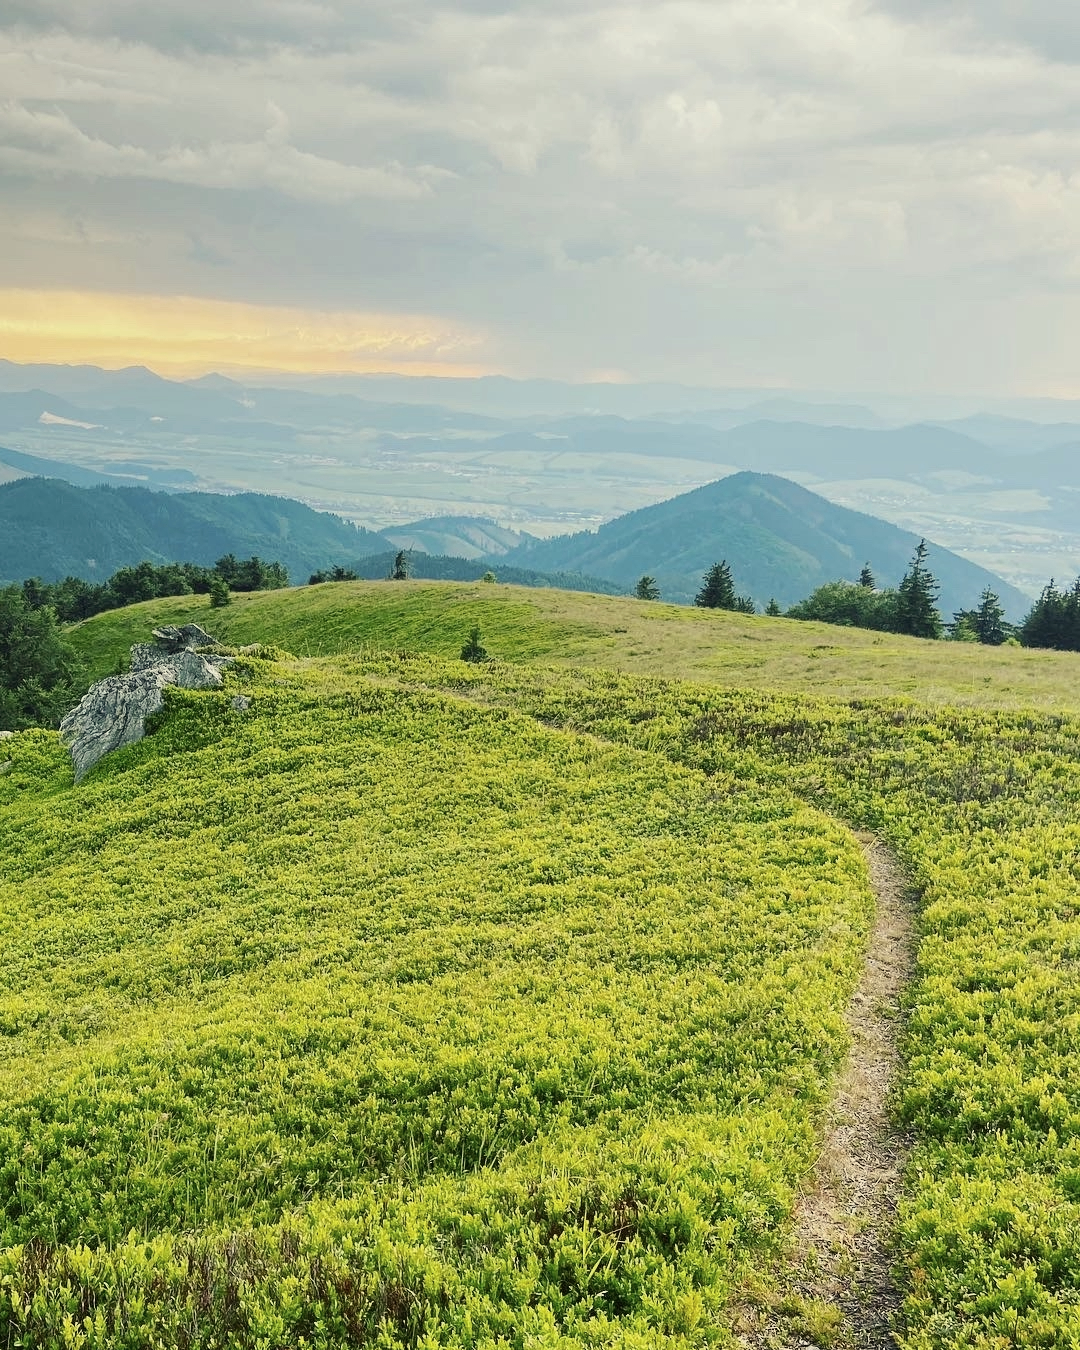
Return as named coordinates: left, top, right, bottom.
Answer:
left=131, top=642, right=231, bottom=675
left=152, top=623, right=217, bottom=652
left=61, top=668, right=178, bottom=783
left=61, top=626, right=232, bottom=782
left=168, top=649, right=227, bottom=690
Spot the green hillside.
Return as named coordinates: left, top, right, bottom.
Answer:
left=67, top=580, right=1080, bottom=710
left=0, top=653, right=871, bottom=1348
left=0, top=477, right=389, bottom=585
left=5, top=583, right=1080, bottom=1347
left=504, top=470, right=1031, bottom=616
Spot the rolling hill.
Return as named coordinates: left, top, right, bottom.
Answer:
left=504, top=470, right=1031, bottom=615
left=0, top=477, right=391, bottom=585
left=381, top=515, right=528, bottom=558
left=4, top=583, right=1080, bottom=1347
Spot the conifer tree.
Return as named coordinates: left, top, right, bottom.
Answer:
left=460, top=626, right=488, bottom=662
left=0, top=587, right=86, bottom=730
left=1022, top=578, right=1080, bottom=651
left=765, top=598, right=781, bottom=616
left=695, top=561, right=736, bottom=609
left=208, top=576, right=231, bottom=608
left=973, top=587, right=1006, bottom=645
left=634, top=575, right=661, bottom=600
left=858, top=563, right=875, bottom=589
left=895, top=540, right=942, bottom=638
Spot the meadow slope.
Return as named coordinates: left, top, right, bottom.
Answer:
left=0, top=652, right=873, bottom=1349
left=4, top=584, right=1080, bottom=1348
left=68, top=580, right=1080, bottom=712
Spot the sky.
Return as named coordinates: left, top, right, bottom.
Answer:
left=2, top=1, right=1080, bottom=392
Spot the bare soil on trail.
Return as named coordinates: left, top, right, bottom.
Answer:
left=735, top=836, right=916, bottom=1349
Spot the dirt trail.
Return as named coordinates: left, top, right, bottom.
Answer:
left=736, top=836, right=916, bottom=1349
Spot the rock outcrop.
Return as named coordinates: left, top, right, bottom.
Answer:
left=61, top=625, right=232, bottom=782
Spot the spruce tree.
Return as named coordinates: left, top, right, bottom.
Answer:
left=858, top=563, right=875, bottom=589
left=1021, top=581, right=1063, bottom=649
left=389, top=550, right=410, bottom=581
left=460, top=626, right=488, bottom=662
left=0, top=587, right=86, bottom=730
left=973, top=587, right=1006, bottom=645
left=695, top=561, right=736, bottom=609
left=208, top=576, right=231, bottom=608
left=896, top=539, right=942, bottom=638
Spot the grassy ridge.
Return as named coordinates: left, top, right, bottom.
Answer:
left=67, top=581, right=1080, bottom=711
left=0, top=656, right=872, bottom=1348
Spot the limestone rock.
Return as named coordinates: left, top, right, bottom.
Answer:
left=152, top=623, right=217, bottom=652
left=169, top=649, right=226, bottom=690
left=129, top=642, right=166, bottom=672
left=230, top=695, right=252, bottom=711
left=61, top=667, right=178, bottom=783
left=132, top=643, right=229, bottom=679
left=61, top=624, right=233, bottom=782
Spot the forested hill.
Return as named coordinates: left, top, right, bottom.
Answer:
left=0, top=477, right=391, bottom=585
left=503, top=470, right=1031, bottom=615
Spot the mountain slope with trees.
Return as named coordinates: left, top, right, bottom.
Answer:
left=503, top=471, right=1029, bottom=615
left=0, top=477, right=391, bottom=585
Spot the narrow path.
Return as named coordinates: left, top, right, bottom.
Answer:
left=737, top=836, right=916, bottom=1349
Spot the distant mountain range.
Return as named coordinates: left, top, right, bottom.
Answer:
left=0, top=465, right=1033, bottom=618
left=0, top=477, right=620, bottom=596
left=2, top=359, right=1078, bottom=603
left=503, top=471, right=1032, bottom=617
left=381, top=516, right=526, bottom=559
left=4, top=372, right=1080, bottom=492
left=0, top=443, right=196, bottom=490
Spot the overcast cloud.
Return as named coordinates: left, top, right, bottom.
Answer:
left=2, top=0, right=1080, bottom=391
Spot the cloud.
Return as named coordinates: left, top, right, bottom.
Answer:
left=1, top=1, right=1079, bottom=392
left=0, top=1, right=406, bottom=56
left=868, top=1, right=1080, bottom=63
left=0, top=98, right=440, bottom=202
left=0, top=289, right=492, bottom=376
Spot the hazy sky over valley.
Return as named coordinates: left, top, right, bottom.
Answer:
left=2, top=0, right=1079, bottom=392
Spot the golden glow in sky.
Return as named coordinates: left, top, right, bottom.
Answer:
left=0, top=290, right=495, bottom=378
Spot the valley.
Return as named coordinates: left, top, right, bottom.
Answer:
left=3, top=363, right=1080, bottom=595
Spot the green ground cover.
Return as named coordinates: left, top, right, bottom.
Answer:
left=385, top=653, right=1080, bottom=1349
left=9, top=581, right=1080, bottom=1346
left=0, top=656, right=872, bottom=1348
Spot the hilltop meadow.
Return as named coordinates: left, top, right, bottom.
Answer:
left=2, top=581, right=1080, bottom=1348
left=69, top=579, right=1080, bottom=712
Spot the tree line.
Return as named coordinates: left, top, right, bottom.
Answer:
left=17, top=555, right=289, bottom=623
left=635, top=542, right=1080, bottom=650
